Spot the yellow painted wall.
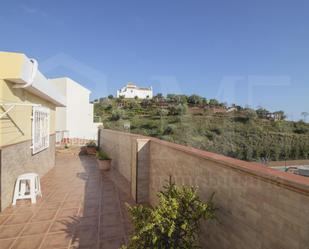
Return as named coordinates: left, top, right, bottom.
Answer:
left=0, top=53, right=56, bottom=147
left=0, top=52, right=24, bottom=80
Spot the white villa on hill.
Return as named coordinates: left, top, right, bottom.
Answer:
left=117, top=83, right=153, bottom=99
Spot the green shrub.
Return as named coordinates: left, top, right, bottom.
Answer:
left=122, top=182, right=216, bottom=249
left=156, top=108, right=169, bottom=117
left=96, top=151, right=110, bottom=160
left=188, top=94, right=202, bottom=105
left=86, top=141, right=96, bottom=147
left=168, top=104, right=188, bottom=116
left=110, top=109, right=123, bottom=121
left=164, top=124, right=176, bottom=135
left=210, top=127, right=222, bottom=135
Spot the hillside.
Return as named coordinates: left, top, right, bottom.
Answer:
left=94, top=95, right=309, bottom=162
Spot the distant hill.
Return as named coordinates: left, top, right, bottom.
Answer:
left=94, top=94, right=309, bottom=162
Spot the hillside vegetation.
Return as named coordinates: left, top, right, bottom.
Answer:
left=94, top=94, right=309, bottom=162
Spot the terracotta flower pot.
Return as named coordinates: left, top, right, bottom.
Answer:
left=86, top=147, right=97, bottom=155
left=97, top=159, right=112, bottom=170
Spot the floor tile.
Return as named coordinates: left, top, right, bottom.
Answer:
left=57, top=208, right=79, bottom=218
left=0, top=216, right=9, bottom=225
left=31, top=210, right=57, bottom=222
left=100, top=224, right=125, bottom=240
left=72, top=226, right=98, bottom=248
left=0, top=238, right=15, bottom=249
left=99, top=237, right=126, bottom=249
left=41, top=232, right=72, bottom=249
left=11, top=234, right=43, bottom=249
left=101, top=213, right=122, bottom=227
left=22, top=221, right=51, bottom=236
left=50, top=217, right=78, bottom=233
left=4, top=213, right=32, bottom=225
left=0, top=224, right=24, bottom=239
left=40, top=201, right=62, bottom=210
left=62, top=201, right=81, bottom=209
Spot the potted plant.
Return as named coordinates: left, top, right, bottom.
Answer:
left=121, top=181, right=216, bottom=249
left=86, top=141, right=97, bottom=155
left=96, top=151, right=112, bottom=170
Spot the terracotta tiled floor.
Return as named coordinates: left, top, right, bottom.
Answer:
left=0, top=151, right=135, bottom=249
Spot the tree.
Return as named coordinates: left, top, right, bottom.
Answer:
left=188, top=94, right=202, bottom=105
left=168, top=104, right=187, bottom=116
left=301, top=112, right=309, bottom=122
left=122, top=182, right=216, bottom=249
left=166, top=94, right=176, bottom=102
left=155, top=93, right=163, bottom=99
left=256, top=108, right=269, bottom=119
left=108, top=94, right=114, bottom=99
left=208, top=99, right=219, bottom=106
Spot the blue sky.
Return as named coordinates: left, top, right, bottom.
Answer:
left=1, top=0, right=308, bottom=120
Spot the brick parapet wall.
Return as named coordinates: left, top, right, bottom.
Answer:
left=99, top=128, right=309, bottom=249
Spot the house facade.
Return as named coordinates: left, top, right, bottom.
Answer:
left=117, top=83, right=153, bottom=99
left=0, top=51, right=65, bottom=210
left=51, top=77, right=101, bottom=144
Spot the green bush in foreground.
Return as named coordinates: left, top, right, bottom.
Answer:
left=121, top=182, right=216, bottom=249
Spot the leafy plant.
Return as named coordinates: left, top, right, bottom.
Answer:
left=86, top=140, right=96, bottom=147
left=111, top=109, right=124, bottom=121
left=122, top=182, right=216, bottom=249
left=96, top=151, right=110, bottom=160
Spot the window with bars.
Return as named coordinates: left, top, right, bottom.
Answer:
left=32, top=106, right=50, bottom=154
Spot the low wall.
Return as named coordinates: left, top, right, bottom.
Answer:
left=268, top=160, right=309, bottom=167
left=99, top=130, right=139, bottom=183
left=99, top=129, right=309, bottom=249
left=0, top=134, right=56, bottom=211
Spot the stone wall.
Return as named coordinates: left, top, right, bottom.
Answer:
left=0, top=134, right=56, bottom=211
left=99, top=129, right=309, bottom=249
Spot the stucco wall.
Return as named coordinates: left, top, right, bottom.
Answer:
left=51, top=77, right=98, bottom=140
left=99, top=129, right=138, bottom=183
left=99, top=128, right=309, bottom=249
left=0, top=134, right=56, bottom=211
left=0, top=80, right=56, bottom=147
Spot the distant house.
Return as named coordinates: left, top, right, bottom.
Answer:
left=227, top=107, right=237, bottom=113
left=50, top=77, right=102, bottom=143
left=0, top=51, right=66, bottom=210
left=117, top=83, right=153, bottom=99
left=266, top=112, right=284, bottom=121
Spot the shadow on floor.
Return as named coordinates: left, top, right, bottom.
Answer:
left=0, top=148, right=135, bottom=249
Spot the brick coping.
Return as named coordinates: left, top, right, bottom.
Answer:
left=101, top=129, right=309, bottom=194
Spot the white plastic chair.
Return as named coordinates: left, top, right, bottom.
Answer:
left=12, top=173, right=42, bottom=205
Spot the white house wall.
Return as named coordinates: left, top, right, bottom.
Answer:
left=51, top=77, right=99, bottom=141
left=117, top=88, right=153, bottom=99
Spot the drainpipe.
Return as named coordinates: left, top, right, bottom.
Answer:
left=13, top=58, right=38, bottom=88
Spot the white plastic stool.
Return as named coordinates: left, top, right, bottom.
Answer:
left=12, top=173, right=42, bottom=205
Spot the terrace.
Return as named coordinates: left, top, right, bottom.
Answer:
left=0, top=128, right=308, bottom=249
left=0, top=149, right=134, bottom=249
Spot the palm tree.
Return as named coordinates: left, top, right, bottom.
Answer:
left=301, top=112, right=309, bottom=122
